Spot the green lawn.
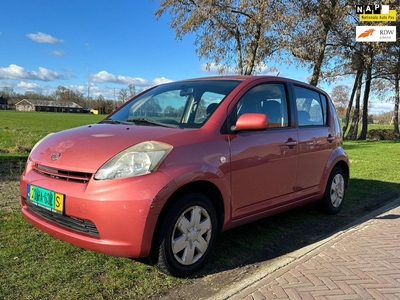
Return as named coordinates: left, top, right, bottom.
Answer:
left=1, top=110, right=399, bottom=299
left=0, top=111, right=104, bottom=157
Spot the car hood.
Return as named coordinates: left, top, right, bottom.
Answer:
left=29, top=124, right=183, bottom=172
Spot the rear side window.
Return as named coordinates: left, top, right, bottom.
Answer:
left=294, top=86, right=327, bottom=126
left=236, top=83, right=289, bottom=128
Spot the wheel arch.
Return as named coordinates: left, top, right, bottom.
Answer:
left=332, top=160, right=350, bottom=188
left=323, top=146, right=350, bottom=192
left=149, top=180, right=225, bottom=261
left=158, top=180, right=224, bottom=232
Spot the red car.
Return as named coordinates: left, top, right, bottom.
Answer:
left=20, top=76, right=349, bottom=277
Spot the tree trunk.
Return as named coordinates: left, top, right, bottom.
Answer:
left=343, top=69, right=362, bottom=135
left=346, top=72, right=363, bottom=140
left=244, top=26, right=261, bottom=75
left=309, top=29, right=328, bottom=87
left=358, top=59, right=373, bottom=140
left=235, top=27, right=244, bottom=75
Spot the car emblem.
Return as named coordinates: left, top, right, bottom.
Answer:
left=51, top=152, right=61, bottom=161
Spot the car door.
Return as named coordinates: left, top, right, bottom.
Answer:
left=228, top=82, right=299, bottom=219
left=293, top=85, right=335, bottom=194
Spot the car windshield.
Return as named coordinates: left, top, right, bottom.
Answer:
left=106, top=80, right=241, bottom=129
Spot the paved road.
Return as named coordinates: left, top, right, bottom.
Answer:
left=216, top=198, right=400, bottom=300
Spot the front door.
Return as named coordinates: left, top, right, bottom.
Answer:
left=228, top=82, right=298, bottom=219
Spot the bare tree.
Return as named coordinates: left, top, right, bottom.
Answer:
left=1, top=87, right=17, bottom=99
left=128, top=84, right=136, bottom=97
left=279, top=0, right=349, bottom=86
left=119, top=88, right=129, bottom=103
left=330, top=85, right=350, bottom=120
left=154, top=0, right=283, bottom=75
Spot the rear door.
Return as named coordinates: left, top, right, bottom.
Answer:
left=293, top=85, right=335, bottom=194
left=228, top=81, right=299, bottom=219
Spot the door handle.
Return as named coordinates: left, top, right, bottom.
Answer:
left=327, top=134, right=335, bottom=142
left=285, top=139, right=298, bottom=147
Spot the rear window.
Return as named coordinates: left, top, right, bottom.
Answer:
left=294, top=86, right=327, bottom=126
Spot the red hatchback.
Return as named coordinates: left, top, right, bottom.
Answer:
left=20, top=76, right=349, bottom=277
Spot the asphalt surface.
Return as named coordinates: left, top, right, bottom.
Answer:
left=214, top=197, right=400, bottom=300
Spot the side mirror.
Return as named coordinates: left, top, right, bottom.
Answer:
left=231, top=113, right=269, bottom=131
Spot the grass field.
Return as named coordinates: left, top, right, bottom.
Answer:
left=1, top=110, right=400, bottom=299
left=0, top=111, right=104, bottom=157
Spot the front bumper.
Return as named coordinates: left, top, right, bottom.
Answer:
left=20, top=165, right=176, bottom=258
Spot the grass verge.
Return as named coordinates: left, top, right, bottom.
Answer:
left=0, top=111, right=103, bottom=156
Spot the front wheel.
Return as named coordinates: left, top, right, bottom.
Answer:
left=320, top=167, right=346, bottom=215
left=155, top=193, right=218, bottom=277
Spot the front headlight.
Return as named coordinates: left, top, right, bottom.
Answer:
left=94, top=141, right=173, bottom=180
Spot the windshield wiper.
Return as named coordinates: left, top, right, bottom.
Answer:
left=101, top=119, right=132, bottom=125
left=126, top=118, right=180, bottom=128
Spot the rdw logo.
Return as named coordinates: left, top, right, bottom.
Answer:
left=357, top=28, right=375, bottom=38
left=356, top=26, right=397, bottom=42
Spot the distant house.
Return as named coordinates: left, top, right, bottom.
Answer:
left=0, top=96, right=8, bottom=110
left=15, top=99, right=83, bottom=113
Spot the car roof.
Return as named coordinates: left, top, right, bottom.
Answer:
left=173, top=75, right=329, bottom=96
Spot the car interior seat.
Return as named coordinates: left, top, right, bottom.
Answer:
left=298, top=110, right=311, bottom=125
left=262, top=100, right=282, bottom=125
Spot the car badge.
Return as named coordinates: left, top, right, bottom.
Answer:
left=51, top=152, right=61, bottom=161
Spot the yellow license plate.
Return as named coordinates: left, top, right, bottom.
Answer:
left=27, top=184, right=64, bottom=214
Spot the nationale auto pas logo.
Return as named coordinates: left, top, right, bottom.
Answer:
left=358, top=28, right=375, bottom=38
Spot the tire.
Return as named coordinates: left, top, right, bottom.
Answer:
left=155, top=193, right=218, bottom=277
left=320, top=167, right=346, bottom=215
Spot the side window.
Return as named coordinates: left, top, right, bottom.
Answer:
left=236, top=83, right=289, bottom=128
left=294, top=86, right=327, bottom=126
left=194, top=92, right=224, bottom=123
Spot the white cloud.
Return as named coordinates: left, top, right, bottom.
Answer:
left=0, top=64, right=67, bottom=81
left=91, top=71, right=116, bottom=82
left=152, top=77, right=173, bottom=85
left=17, top=81, right=42, bottom=90
left=26, top=32, right=64, bottom=44
left=69, top=84, right=87, bottom=94
left=0, top=64, right=29, bottom=79
left=90, top=71, right=149, bottom=86
left=50, top=50, right=65, bottom=56
left=2, top=67, right=175, bottom=99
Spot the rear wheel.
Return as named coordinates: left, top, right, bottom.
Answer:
left=155, top=193, right=218, bottom=277
left=321, top=167, right=346, bottom=215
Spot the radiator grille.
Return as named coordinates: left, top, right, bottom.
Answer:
left=33, top=164, right=92, bottom=183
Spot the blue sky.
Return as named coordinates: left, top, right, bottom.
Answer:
left=0, top=0, right=394, bottom=113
